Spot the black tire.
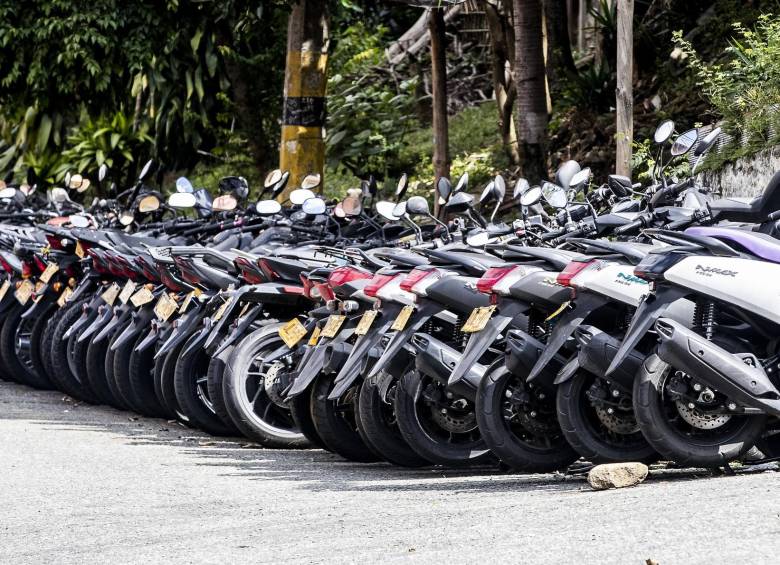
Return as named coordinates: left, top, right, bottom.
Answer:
left=128, top=334, right=168, bottom=418
left=310, top=372, right=379, bottom=462
left=395, top=368, right=492, bottom=467
left=289, top=392, right=328, bottom=450
left=556, top=370, right=658, bottom=464
left=222, top=325, right=309, bottom=447
left=85, top=335, right=126, bottom=409
left=155, top=340, right=190, bottom=424
left=49, top=298, right=97, bottom=402
left=206, top=345, right=237, bottom=428
left=633, top=352, right=767, bottom=467
left=28, top=302, right=57, bottom=389
left=66, top=323, right=100, bottom=403
left=105, top=326, right=132, bottom=410
left=476, top=360, right=578, bottom=472
left=0, top=302, right=47, bottom=388
left=40, top=304, right=69, bottom=386
left=358, top=372, right=429, bottom=467
left=0, top=309, right=12, bottom=381
left=112, top=325, right=146, bottom=413
left=174, top=333, right=239, bottom=436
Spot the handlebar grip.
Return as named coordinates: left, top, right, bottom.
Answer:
left=540, top=229, right=566, bottom=242
left=613, top=218, right=644, bottom=235
left=768, top=210, right=780, bottom=222
left=666, top=218, right=695, bottom=230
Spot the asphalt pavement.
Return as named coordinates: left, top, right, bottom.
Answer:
left=1, top=380, right=778, bottom=564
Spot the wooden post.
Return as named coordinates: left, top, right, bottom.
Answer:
left=429, top=7, right=450, bottom=217
left=615, top=0, right=633, bottom=176
left=279, top=0, right=330, bottom=202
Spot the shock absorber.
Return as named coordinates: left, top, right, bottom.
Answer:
left=693, top=299, right=718, bottom=341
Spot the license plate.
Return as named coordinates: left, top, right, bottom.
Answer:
left=130, top=287, right=155, bottom=307
left=57, top=287, right=73, bottom=308
left=14, top=280, right=34, bottom=305
left=321, top=314, right=346, bottom=338
left=39, top=262, right=59, bottom=284
left=0, top=280, right=10, bottom=301
left=279, top=318, right=308, bottom=348
left=154, top=293, right=179, bottom=322
left=461, top=305, right=496, bottom=333
left=355, top=310, right=378, bottom=336
left=75, top=241, right=85, bottom=258
left=391, top=305, right=414, bottom=331
left=308, top=326, right=322, bottom=346
left=118, top=280, right=137, bottom=305
left=101, top=282, right=121, bottom=306
left=212, top=296, right=233, bottom=322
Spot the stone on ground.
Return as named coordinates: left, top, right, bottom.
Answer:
left=588, top=462, right=649, bottom=490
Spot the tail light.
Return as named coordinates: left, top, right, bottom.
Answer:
left=634, top=251, right=686, bottom=282
left=328, top=266, right=371, bottom=288
left=34, top=255, right=46, bottom=273
left=21, top=262, right=33, bottom=279
left=45, top=234, right=65, bottom=250
left=235, top=257, right=264, bottom=284
left=0, top=256, right=12, bottom=274
left=475, top=265, right=538, bottom=295
left=556, top=259, right=599, bottom=287
left=257, top=258, right=278, bottom=281
left=400, top=268, right=447, bottom=296
left=364, top=273, right=396, bottom=298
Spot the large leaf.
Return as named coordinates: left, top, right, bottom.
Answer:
left=36, top=114, right=52, bottom=153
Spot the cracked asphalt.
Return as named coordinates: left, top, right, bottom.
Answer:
left=1, top=380, right=779, bottom=564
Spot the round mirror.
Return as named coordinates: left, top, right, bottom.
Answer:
left=139, top=159, right=153, bottom=181
left=219, top=176, right=249, bottom=199
left=334, top=202, right=346, bottom=218
left=393, top=201, right=407, bottom=217
left=654, top=120, right=675, bottom=144
left=513, top=178, right=530, bottom=199
left=289, top=188, right=315, bottom=205
left=301, top=173, right=321, bottom=190
left=51, top=187, right=69, bottom=203
left=168, top=192, right=197, bottom=209
left=255, top=200, right=282, bottom=216
left=0, top=187, right=17, bottom=199
left=437, top=177, right=452, bottom=204
left=138, top=194, right=160, bottom=213
left=69, top=173, right=84, bottom=190
left=76, top=177, right=91, bottom=193
left=396, top=173, right=408, bottom=198
left=520, top=186, right=542, bottom=207
left=194, top=188, right=213, bottom=209
left=445, top=191, right=475, bottom=213
left=466, top=231, right=490, bottom=247
left=694, top=126, right=721, bottom=157
left=119, top=212, right=135, bottom=225
left=493, top=175, right=506, bottom=201
left=406, top=195, right=430, bottom=216
left=69, top=214, right=91, bottom=228
left=64, top=172, right=71, bottom=188
left=98, top=164, right=108, bottom=182
left=20, top=183, right=35, bottom=196
left=554, top=160, right=581, bottom=191
left=302, top=197, right=327, bottom=215
left=342, top=196, right=363, bottom=216
left=671, top=129, right=698, bottom=156
left=176, top=177, right=195, bottom=193
left=454, top=172, right=468, bottom=193
left=264, top=169, right=282, bottom=189
left=479, top=180, right=495, bottom=203
left=212, top=194, right=238, bottom=212
left=569, top=167, right=591, bottom=190
left=376, top=201, right=400, bottom=221
left=542, top=182, right=568, bottom=208
left=272, top=171, right=290, bottom=197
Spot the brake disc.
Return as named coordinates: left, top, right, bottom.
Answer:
left=675, top=400, right=731, bottom=429
left=595, top=407, right=640, bottom=434
left=263, top=362, right=289, bottom=408
left=430, top=406, right=477, bottom=433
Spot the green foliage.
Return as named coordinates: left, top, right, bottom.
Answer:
left=673, top=15, right=780, bottom=144
left=325, top=22, right=417, bottom=179
left=559, top=61, right=612, bottom=111
left=187, top=126, right=264, bottom=197
left=631, top=138, right=691, bottom=182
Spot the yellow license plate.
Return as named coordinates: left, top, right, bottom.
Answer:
left=154, top=293, right=179, bottom=322
left=308, top=326, right=322, bottom=346
left=212, top=296, right=233, bottom=322
left=354, top=310, right=378, bottom=336
left=130, top=287, right=155, bottom=307
left=391, top=305, right=415, bottom=331
left=279, top=318, right=308, bottom=348
left=101, top=282, right=121, bottom=306
left=118, top=280, right=137, bottom=305
left=0, top=280, right=10, bottom=302
left=14, top=280, right=34, bottom=306
left=39, top=262, right=59, bottom=284
left=321, top=314, right=346, bottom=338
left=461, top=305, right=496, bottom=333
left=57, top=287, right=73, bottom=308
left=75, top=241, right=85, bottom=258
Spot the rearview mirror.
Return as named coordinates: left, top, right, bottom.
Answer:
left=342, top=196, right=362, bottom=216
left=176, top=177, right=195, bottom=193
left=0, top=187, right=16, bottom=199
left=168, top=192, right=196, bottom=209
left=138, top=194, right=160, bottom=213
left=51, top=187, right=70, bottom=203
left=654, top=120, right=675, bottom=144
left=98, top=164, right=108, bottom=182
left=437, top=177, right=452, bottom=205
left=264, top=169, right=282, bottom=189
left=542, top=182, right=567, bottom=209
left=569, top=167, right=591, bottom=191
left=289, top=188, right=315, bottom=205
left=479, top=180, right=495, bottom=203
left=406, top=195, right=430, bottom=216
left=301, top=173, right=321, bottom=190
left=69, top=214, right=90, bottom=228
left=393, top=201, right=407, bottom=218
left=302, top=197, right=327, bottom=215
left=376, top=200, right=399, bottom=221
left=76, top=177, right=91, bottom=193
left=520, top=186, right=542, bottom=207
left=68, top=173, right=84, bottom=190
left=693, top=127, right=721, bottom=157
left=255, top=200, right=282, bottom=216
left=454, top=172, right=468, bottom=194
left=396, top=173, right=408, bottom=200
left=119, top=211, right=135, bottom=226
left=139, top=159, right=153, bottom=181
left=212, top=194, right=238, bottom=212
left=444, top=191, right=474, bottom=213
left=513, top=178, right=530, bottom=199
left=671, top=129, right=698, bottom=156
left=554, top=160, right=581, bottom=191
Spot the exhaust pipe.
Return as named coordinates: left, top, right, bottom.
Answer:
left=655, top=318, right=780, bottom=417
left=573, top=325, right=644, bottom=391
left=411, top=333, right=483, bottom=401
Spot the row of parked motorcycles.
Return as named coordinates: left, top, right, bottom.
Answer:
left=1, top=119, right=779, bottom=471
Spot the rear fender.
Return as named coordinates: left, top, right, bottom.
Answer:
left=506, top=330, right=567, bottom=389
left=179, top=318, right=214, bottom=359
left=94, top=306, right=132, bottom=344
left=155, top=305, right=206, bottom=359
left=68, top=276, right=95, bottom=304
left=78, top=304, right=113, bottom=343
left=135, top=320, right=162, bottom=353
left=62, top=295, right=102, bottom=340
left=110, top=305, right=155, bottom=351
left=212, top=304, right=264, bottom=356
left=286, top=319, right=354, bottom=398
left=22, top=286, right=54, bottom=319
left=447, top=314, right=513, bottom=388
left=525, top=292, right=607, bottom=383
left=412, top=332, right=484, bottom=401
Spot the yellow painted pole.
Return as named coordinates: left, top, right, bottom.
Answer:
left=279, top=0, right=330, bottom=202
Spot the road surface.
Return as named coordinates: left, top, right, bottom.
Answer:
left=1, top=381, right=778, bottom=564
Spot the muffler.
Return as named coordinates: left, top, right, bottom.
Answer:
left=571, top=325, right=644, bottom=391
left=411, top=333, right=483, bottom=401
left=506, top=329, right=566, bottom=389
left=655, top=318, right=780, bottom=417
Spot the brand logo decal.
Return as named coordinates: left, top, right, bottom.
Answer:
left=695, top=265, right=737, bottom=277
left=615, top=272, right=649, bottom=285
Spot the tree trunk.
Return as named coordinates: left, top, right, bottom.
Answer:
left=429, top=7, right=450, bottom=217
left=279, top=0, right=330, bottom=201
left=513, top=0, right=548, bottom=183
left=483, top=0, right=519, bottom=165
left=544, top=0, right=576, bottom=101
left=615, top=0, right=633, bottom=176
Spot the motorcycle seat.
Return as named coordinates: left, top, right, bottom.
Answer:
left=686, top=226, right=780, bottom=264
